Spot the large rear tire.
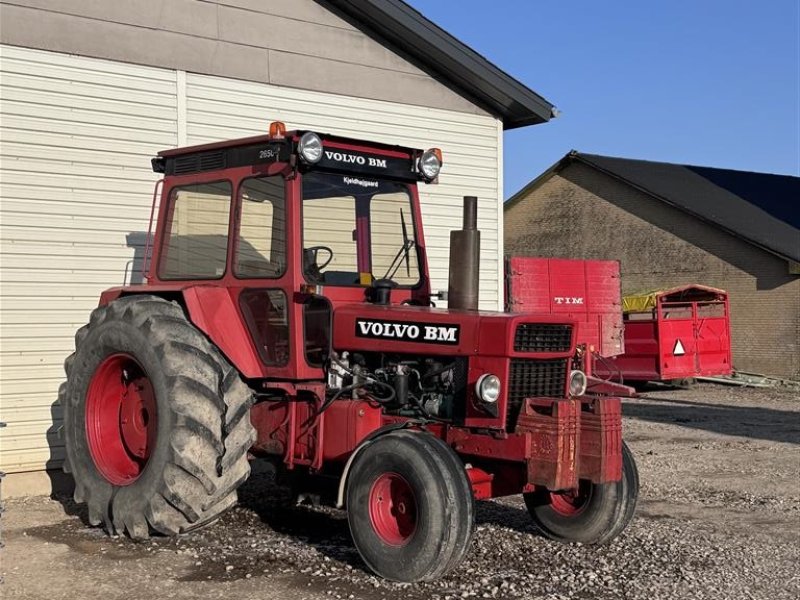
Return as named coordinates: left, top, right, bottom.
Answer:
left=61, top=295, right=255, bottom=539
left=523, top=441, right=639, bottom=544
left=345, top=431, right=475, bottom=582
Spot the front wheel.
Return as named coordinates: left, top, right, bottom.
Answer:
left=523, top=441, right=639, bottom=544
left=345, top=431, right=475, bottom=582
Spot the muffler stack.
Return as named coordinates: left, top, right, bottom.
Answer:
left=448, top=196, right=480, bottom=311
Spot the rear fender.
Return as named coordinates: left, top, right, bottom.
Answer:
left=181, top=286, right=264, bottom=378
left=99, top=285, right=265, bottom=378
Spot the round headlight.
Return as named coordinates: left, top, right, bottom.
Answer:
left=569, top=370, right=588, bottom=396
left=475, top=374, right=501, bottom=403
left=298, top=132, right=323, bottom=164
left=418, top=149, right=442, bottom=180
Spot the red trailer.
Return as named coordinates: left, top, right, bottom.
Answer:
left=505, top=257, right=633, bottom=395
left=610, top=285, right=732, bottom=382
left=504, top=257, right=624, bottom=357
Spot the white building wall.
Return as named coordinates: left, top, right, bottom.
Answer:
left=0, top=45, right=502, bottom=475
left=0, top=46, right=177, bottom=474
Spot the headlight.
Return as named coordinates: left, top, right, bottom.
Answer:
left=569, top=370, right=588, bottom=396
left=298, top=132, right=323, bottom=164
left=475, top=374, right=501, bottom=403
left=418, top=148, right=442, bottom=180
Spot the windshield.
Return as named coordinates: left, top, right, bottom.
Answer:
left=302, top=171, right=420, bottom=287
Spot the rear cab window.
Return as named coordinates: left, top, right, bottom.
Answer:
left=159, top=181, right=232, bottom=280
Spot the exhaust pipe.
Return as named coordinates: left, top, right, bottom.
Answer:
left=448, top=196, right=480, bottom=310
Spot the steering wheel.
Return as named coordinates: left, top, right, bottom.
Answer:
left=304, top=246, right=334, bottom=270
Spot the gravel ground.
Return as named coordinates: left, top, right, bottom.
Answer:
left=3, top=383, right=799, bottom=600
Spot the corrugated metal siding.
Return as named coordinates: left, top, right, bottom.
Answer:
left=0, top=46, right=177, bottom=473
left=0, top=45, right=501, bottom=474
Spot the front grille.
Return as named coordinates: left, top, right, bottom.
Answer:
left=506, top=358, right=568, bottom=430
left=514, top=323, right=572, bottom=353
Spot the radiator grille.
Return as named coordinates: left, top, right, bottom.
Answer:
left=506, top=358, right=568, bottom=430
left=514, top=323, right=572, bottom=353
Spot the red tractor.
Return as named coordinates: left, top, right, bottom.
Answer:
left=61, top=123, right=638, bottom=582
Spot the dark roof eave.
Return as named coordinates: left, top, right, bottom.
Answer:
left=570, top=153, right=800, bottom=264
left=322, top=0, right=556, bottom=129
left=506, top=151, right=800, bottom=264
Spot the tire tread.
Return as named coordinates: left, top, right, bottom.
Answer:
left=61, top=294, right=254, bottom=539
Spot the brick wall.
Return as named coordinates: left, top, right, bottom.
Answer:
left=504, top=163, right=800, bottom=380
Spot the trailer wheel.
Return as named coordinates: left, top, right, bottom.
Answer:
left=523, top=441, right=639, bottom=544
left=345, top=431, right=475, bottom=582
left=61, top=295, right=255, bottom=539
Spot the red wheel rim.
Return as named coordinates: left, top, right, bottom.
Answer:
left=85, top=353, right=157, bottom=486
left=549, top=480, right=592, bottom=517
left=368, top=472, right=417, bottom=546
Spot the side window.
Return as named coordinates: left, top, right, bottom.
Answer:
left=160, top=182, right=231, bottom=280
left=236, top=177, right=286, bottom=278
left=239, top=289, right=290, bottom=366
left=304, top=297, right=331, bottom=367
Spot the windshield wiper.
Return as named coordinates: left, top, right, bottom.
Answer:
left=382, top=208, right=414, bottom=280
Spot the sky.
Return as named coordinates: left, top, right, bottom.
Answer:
left=406, top=0, right=800, bottom=199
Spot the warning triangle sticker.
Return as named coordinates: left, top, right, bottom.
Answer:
left=673, top=339, right=686, bottom=356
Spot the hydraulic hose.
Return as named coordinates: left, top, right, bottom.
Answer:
left=317, top=379, right=397, bottom=416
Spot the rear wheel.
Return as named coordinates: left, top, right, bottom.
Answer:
left=61, top=295, right=256, bottom=539
left=523, top=441, right=639, bottom=544
left=345, top=431, right=475, bottom=582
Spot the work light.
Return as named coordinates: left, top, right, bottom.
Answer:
left=475, top=373, right=501, bottom=403
left=418, top=148, right=442, bottom=180
left=298, top=131, right=323, bottom=164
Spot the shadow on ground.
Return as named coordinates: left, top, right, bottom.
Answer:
left=623, top=395, right=800, bottom=445
left=234, top=464, right=366, bottom=571
left=233, top=462, right=553, bottom=575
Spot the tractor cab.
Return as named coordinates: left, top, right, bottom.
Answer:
left=140, top=123, right=440, bottom=381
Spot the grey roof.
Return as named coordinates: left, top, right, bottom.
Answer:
left=321, top=0, right=556, bottom=129
left=508, top=152, right=800, bottom=263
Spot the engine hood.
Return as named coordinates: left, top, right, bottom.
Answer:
left=332, top=303, right=577, bottom=358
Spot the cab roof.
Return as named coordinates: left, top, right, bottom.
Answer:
left=152, top=130, right=428, bottom=181
left=158, top=131, right=419, bottom=158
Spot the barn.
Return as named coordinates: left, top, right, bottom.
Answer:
left=504, top=151, right=800, bottom=380
left=0, top=0, right=555, bottom=491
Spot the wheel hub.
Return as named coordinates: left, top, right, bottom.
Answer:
left=86, top=354, right=157, bottom=485
left=368, top=472, right=417, bottom=546
left=549, top=480, right=592, bottom=516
